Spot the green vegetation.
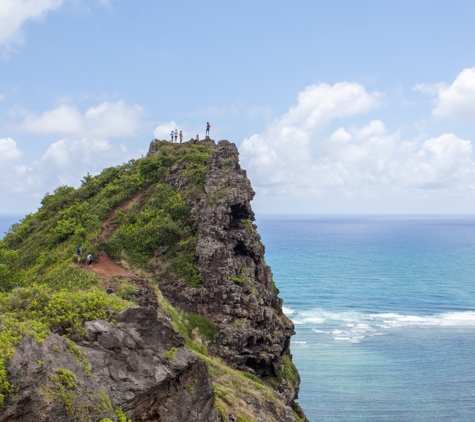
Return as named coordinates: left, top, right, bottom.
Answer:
left=165, top=347, right=178, bottom=360
left=240, top=219, right=254, bottom=230
left=43, top=368, right=115, bottom=421
left=231, top=276, right=244, bottom=284
left=0, top=285, right=130, bottom=403
left=65, top=339, right=92, bottom=376
left=185, top=314, right=217, bottom=341
left=283, top=355, right=299, bottom=388
left=0, top=141, right=214, bottom=407
left=0, top=141, right=213, bottom=293
left=100, top=408, right=132, bottom=422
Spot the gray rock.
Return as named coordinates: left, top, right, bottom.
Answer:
left=2, top=306, right=216, bottom=422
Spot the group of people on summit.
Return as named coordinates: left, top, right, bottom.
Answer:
left=170, top=122, right=210, bottom=143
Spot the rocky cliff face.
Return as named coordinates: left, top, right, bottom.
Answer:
left=159, top=140, right=300, bottom=404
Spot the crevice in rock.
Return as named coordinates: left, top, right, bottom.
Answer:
left=233, top=240, right=256, bottom=261
left=245, top=357, right=271, bottom=376
left=228, top=203, right=251, bottom=228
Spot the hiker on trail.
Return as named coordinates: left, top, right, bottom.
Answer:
left=196, top=134, right=199, bottom=141
left=179, top=130, right=183, bottom=143
left=106, top=286, right=114, bottom=295
left=206, top=122, right=210, bottom=137
left=170, top=131, right=174, bottom=142
left=76, top=246, right=82, bottom=263
left=92, top=236, right=97, bottom=246
left=228, top=413, right=236, bottom=422
left=174, top=129, right=178, bottom=142
left=86, top=253, right=93, bottom=270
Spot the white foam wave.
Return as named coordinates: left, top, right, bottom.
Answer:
left=282, top=306, right=294, bottom=315
left=288, top=308, right=475, bottom=343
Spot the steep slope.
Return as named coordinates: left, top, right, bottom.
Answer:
left=158, top=140, right=298, bottom=402
left=0, top=138, right=308, bottom=422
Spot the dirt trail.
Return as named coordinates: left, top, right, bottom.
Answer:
left=81, top=255, right=137, bottom=291
left=101, top=190, right=144, bottom=239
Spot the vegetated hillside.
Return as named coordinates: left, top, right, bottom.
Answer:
left=0, top=138, right=308, bottom=422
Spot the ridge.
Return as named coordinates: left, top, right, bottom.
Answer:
left=0, top=138, right=308, bottom=422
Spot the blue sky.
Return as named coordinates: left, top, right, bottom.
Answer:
left=1, top=0, right=475, bottom=215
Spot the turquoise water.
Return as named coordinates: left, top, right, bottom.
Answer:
left=257, top=216, right=475, bottom=422
left=2, top=214, right=475, bottom=419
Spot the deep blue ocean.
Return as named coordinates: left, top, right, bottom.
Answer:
left=257, top=216, right=475, bottom=422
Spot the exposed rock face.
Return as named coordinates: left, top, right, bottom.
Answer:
left=158, top=140, right=300, bottom=405
left=2, top=306, right=216, bottom=422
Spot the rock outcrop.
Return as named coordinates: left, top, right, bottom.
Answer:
left=157, top=140, right=300, bottom=405
left=2, top=306, right=216, bottom=422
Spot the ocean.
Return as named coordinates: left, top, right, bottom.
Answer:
left=257, top=216, right=475, bottom=422
left=2, top=214, right=474, bottom=420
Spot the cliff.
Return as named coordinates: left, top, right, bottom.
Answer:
left=0, top=138, right=308, bottom=422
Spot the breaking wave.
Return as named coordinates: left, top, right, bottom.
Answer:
left=289, top=308, right=475, bottom=343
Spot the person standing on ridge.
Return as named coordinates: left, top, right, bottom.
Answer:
left=170, top=131, right=174, bottom=142
left=179, top=130, right=183, bottom=143
left=76, top=246, right=82, bottom=263
left=206, top=122, right=210, bottom=137
left=174, top=129, right=178, bottom=142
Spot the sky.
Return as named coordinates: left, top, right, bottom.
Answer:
left=1, top=0, right=475, bottom=215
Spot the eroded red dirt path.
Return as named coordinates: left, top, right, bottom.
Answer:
left=81, top=255, right=137, bottom=291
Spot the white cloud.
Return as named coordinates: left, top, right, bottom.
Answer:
left=0, top=137, right=22, bottom=161
left=0, top=94, right=5, bottom=102
left=279, top=82, right=380, bottom=130
left=0, top=100, right=146, bottom=212
left=0, top=0, right=64, bottom=48
left=0, top=137, right=142, bottom=199
left=240, top=83, right=475, bottom=205
left=241, top=82, right=381, bottom=191
left=412, top=82, right=445, bottom=96
left=18, top=101, right=144, bottom=138
left=414, top=67, right=475, bottom=123
left=20, top=104, right=83, bottom=135
left=83, top=101, right=144, bottom=138
left=153, top=121, right=178, bottom=141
